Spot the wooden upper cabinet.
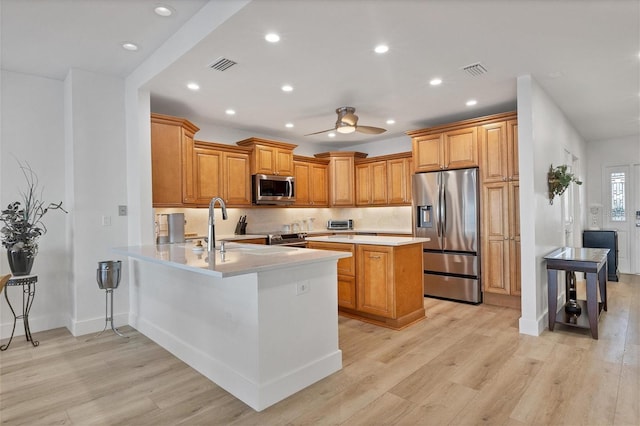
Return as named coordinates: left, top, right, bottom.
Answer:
left=479, top=118, right=519, bottom=184
left=222, top=151, right=251, bottom=206
left=480, top=121, right=509, bottom=183
left=507, top=120, right=519, bottom=181
left=151, top=113, right=199, bottom=207
left=191, top=141, right=251, bottom=207
left=410, top=128, right=477, bottom=172
left=192, top=143, right=223, bottom=205
left=443, top=127, right=478, bottom=169
left=355, top=161, right=387, bottom=206
left=236, top=138, right=297, bottom=176
left=293, top=156, right=329, bottom=207
left=387, top=156, right=412, bottom=205
left=315, top=152, right=367, bottom=207
left=412, top=134, right=443, bottom=172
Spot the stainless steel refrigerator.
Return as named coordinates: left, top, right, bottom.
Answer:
left=412, top=168, right=481, bottom=303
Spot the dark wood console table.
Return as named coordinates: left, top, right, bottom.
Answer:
left=544, top=247, right=608, bottom=339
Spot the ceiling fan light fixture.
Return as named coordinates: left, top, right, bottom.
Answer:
left=336, top=123, right=356, bottom=134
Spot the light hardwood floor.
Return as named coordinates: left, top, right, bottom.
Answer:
left=1, top=274, right=638, bottom=425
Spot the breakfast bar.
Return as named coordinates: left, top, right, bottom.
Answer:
left=114, top=242, right=350, bottom=411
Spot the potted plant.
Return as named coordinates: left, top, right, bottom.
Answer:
left=0, top=162, right=67, bottom=275
left=548, top=164, right=582, bottom=205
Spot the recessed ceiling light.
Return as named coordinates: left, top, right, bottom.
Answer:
left=186, top=82, right=200, bottom=91
left=430, top=78, right=442, bottom=86
left=374, top=44, right=389, bottom=54
left=122, top=42, right=138, bottom=51
left=265, top=33, right=280, bottom=43
left=281, top=84, right=293, bottom=92
left=466, top=99, right=478, bottom=107
left=285, top=123, right=294, bottom=128
left=328, top=133, right=336, bottom=138
left=225, top=109, right=236, bottom=115
left=386, top=119, right=396, bottom=125
left=154, top=5, right=173, bottom=17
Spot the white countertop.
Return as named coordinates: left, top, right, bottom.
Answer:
left=113, top=241, right=351, bottom=278
left=305, top=235, right=429, bottom=246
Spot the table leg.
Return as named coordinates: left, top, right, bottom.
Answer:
left=547, top=269, right=558, bottom=331
left=0, top=286, right=18, bottom=351
left=599, top=261, right=607, bottom=311
left=22, top=282, right=39, bottom=347
left=586, top=271, right=598, bottom=339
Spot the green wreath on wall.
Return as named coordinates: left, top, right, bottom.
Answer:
left=548, top=164, right=582, bottom=205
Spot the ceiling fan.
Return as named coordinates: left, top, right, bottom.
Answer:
left=304, top=107, right=387, bottom=136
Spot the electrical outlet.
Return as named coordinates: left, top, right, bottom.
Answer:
left=118, top=205, right=127, bottom=216
left=296, top=281, right=310, bottom=295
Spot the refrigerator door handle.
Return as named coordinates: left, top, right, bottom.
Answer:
left=438, top=181, right=445, bottom=238
left=442, top=184, right=447, bottom=236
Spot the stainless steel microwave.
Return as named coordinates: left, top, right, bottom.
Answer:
left=253, top=174, right=295, bottom=205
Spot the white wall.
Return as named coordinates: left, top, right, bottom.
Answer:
left=1, top=70, right=69, bottom=336
left=517, top=75, right=588, bottom=336
left=64, top=69, right=129, bottom=336
left=342, top=135, right=412, bottom=157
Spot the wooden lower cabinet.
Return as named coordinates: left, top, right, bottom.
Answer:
left=308, top=241, right=425, bottom=329
left=482, top=180, right=520, bottom=308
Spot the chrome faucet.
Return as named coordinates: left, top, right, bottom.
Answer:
left=207, top=197, right=228, bottom=252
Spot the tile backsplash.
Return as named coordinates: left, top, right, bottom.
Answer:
left=155, top=206, right=412, bottom=237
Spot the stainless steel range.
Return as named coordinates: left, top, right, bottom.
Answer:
left=267, top=233, right=307, bottom=247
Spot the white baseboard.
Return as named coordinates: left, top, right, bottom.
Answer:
left=68, top=312, right=129, bottom=337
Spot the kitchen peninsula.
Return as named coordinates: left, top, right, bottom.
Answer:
left=114, top=242, right=350, bottom=411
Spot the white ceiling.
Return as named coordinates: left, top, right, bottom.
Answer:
left=2, top=0, right=639, bottom=148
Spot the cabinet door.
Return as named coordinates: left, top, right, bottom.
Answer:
left=309, top=163, right=329, bottom=206
left=509, top=181, right=521, bottom=295
left=482, top=182, right=510, bottom=295
left=357, top=245, right=394, bottom=318
left=413, top=134, right=443, bottom=172
left=507, top=120, right=519, bottom=181
left=192, top=146, right=223, bottom=205
left=387, top=158, right=410, bottom=205
left=254, top=145, right=276, bottom=175
left=371, top=161, right=388, bottom=205
left=479, top=122, right=508, bottom=183
left=444, top=127, right=478, bottom=169
left=338, top=275, right=357, bottom=309
left=355, top=164, right=371, bottom=205
left=331, top=156, right=355, bottom=206
left=293, top=162, right=311, bottom=206
left=151, top=122, right=184, bottom=206
left=223, top=152, right=251, bottom=206
left=276, top=149, right=294, bottom=175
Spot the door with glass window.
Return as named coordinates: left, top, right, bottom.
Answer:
left=604, top=166, right=630, bottom=273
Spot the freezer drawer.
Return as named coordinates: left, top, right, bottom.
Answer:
left=423, top=251, right=478, bottom=276
left=423, top=273, right=481, bottom=303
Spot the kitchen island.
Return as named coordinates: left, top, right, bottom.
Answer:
left=114, top=242, right=350, bottom=411
left=306, top=235, right=429, bottom=330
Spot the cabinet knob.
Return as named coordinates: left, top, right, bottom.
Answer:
left=504, top=237, right=509, bottom=240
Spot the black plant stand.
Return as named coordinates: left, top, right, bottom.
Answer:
left=1, top=275, right=39, bottom=351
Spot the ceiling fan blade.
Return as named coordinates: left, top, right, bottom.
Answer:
left=304, top=128, right=336, bottom=136
left=356, top=125, right=387, bottom=134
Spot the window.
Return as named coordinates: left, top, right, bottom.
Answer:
left=610, top=171, right=626, bottom=221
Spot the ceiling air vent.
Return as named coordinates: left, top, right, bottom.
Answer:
left=462, top=62, right=488, bottom=77
left=208, top=57, right=237, bottom=71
